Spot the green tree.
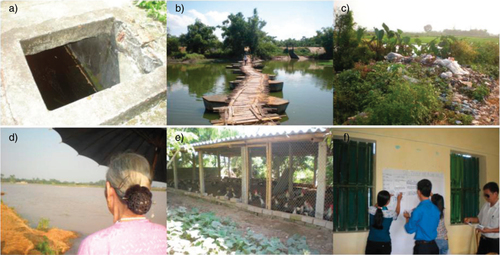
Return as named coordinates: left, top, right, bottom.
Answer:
left=246, top=8, right=267, bottom=55
left=181, top=19, right=218, bottom=55
left=219, top=9, right=269, bottom=58
left=167, top=33, right=181, bottom=56
left=316, top=27, right=334, bottom=59
left=220, top=12, right=248, bottom=57
left=333, top=10, right=359, bottom=71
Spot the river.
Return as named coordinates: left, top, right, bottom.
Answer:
left=1, top=183, right=166, bottom=254
left=167, top=60, right=333, bottom=125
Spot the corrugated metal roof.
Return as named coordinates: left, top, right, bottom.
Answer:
left=190, top=128, right=328, bottom=147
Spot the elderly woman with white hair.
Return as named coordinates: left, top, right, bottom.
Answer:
left=78, top=153, right=166, bottom=255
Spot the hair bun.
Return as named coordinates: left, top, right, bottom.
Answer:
left=124, top=185, right=152, bottom=215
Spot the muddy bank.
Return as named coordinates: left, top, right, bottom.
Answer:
left=0, top=203, right=78, bottom=254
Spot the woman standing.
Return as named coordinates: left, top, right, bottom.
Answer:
left=366, top=190, right=402, bottom=254
left=78, top=153, right=166, bottom=255
left=431, top=194, right=449, bottom=254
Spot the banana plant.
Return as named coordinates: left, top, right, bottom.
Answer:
left=382, top=23, right=397, bottom=53
left=369, top=27, right=385, bottom=60
left=356, top=27, right=367, bottom=44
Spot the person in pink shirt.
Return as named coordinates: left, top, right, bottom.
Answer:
left=78, top=153, right=166, bottom=255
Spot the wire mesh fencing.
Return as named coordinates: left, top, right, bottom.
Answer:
left=167, top=140, right=333, bottom=222
left=248, top=146, right=267, bottom=208
left=270, top=142, right=318, bottom=217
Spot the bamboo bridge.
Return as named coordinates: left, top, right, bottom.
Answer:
left=204, top=56, right=288, bottom=125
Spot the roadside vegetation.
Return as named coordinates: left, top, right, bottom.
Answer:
left=333, top=11, right=499, bottom=125
left=168, top=9, right=332, bottom=61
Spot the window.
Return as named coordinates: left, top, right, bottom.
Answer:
left=333, top=139, right=374, bottom=231
left=450, top=153, right=480, bottom=224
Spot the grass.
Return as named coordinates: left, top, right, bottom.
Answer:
left=408, top=36, right=498, bottom=44
left=318, top=60, right=333, bottom=66
left=362, top=34, right=499, bottom=44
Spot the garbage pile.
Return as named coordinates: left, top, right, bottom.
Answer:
left=387, top=52, right=499, bottom=125
left=345, top=53, right=499, bottom=125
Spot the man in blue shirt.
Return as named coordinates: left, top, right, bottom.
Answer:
left=403, top=179, right=441, bottom=254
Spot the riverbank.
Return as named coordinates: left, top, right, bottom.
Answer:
left=167, top=55, right=331, bottom=64
left=1, top=202, right=78, bottom=254
left=167, top=57, right=236, bottom=64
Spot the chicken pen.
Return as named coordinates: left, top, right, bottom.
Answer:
left=167, top=129, right=334, bottom=226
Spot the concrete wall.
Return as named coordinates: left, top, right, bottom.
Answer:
left=333, top=128, right=499, bottom=254
left=68, top=33, right=120, bottom=90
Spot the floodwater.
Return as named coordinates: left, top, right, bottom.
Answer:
left=167, top=60, right=333, bottom=125
left=1, top=184, right=166, bottom=254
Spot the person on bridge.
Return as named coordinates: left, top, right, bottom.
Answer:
left=78, top=153, right=166, bottom=255
left=244, top=55, right=248, bottom=66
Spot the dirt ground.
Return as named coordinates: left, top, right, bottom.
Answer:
left=307, top=47, right=326, bottom=54
left=167, top=190, right=333, bottom=254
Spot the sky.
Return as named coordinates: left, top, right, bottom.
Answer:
left=167, top=1, right=333, bottom=40
left=334, top=0, right=500, bottom=35
left=1, top=129, right=165, bottom=187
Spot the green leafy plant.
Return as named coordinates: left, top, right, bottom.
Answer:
left=35, top=236, right=56, bottom=255
left=136, top=1, right=166, bottom=23
left=472, top=84, right=490, bottom=101
left=167, top=207, right=318, bottom=254
left=37, top=218, right=50, bottom=232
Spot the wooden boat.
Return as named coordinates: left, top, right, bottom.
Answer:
left=202, top=95, right=228, bottom=111
left=266, top=96, right=289, bottom=114
left=268, top=80, right=284, bottom=92
left=229, top=80, right=242, bottom=90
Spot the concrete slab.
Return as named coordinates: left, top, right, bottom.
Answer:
left=326, top=223, right=333, bottom=230
left=262, top=209, right=273, bottom=216
left=273, top=210, right=290, bottom=219
left=301, top=216, right=314, bottom=224
left=313, top=218, right=328, bottom=228
left=1, top=1, right=166, bottom=125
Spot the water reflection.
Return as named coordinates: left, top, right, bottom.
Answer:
left=167, top=60, right=333, bottom=125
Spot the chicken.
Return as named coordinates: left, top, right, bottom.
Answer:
left=324, top=204, right=333, bottom=221
left=224, top=188, right=233, bottom=200
left=303, top=201, right=315, bottom=217
left=259, top=196, right=265, bottom=208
